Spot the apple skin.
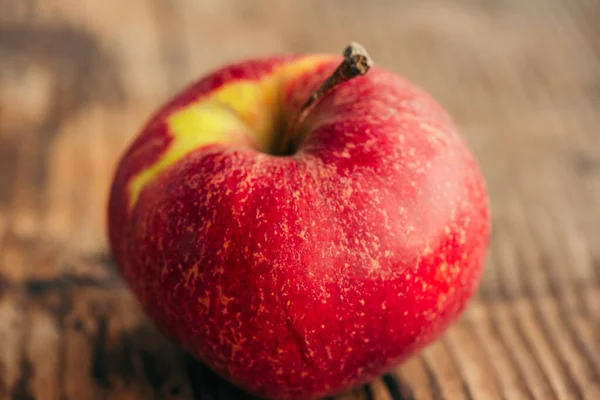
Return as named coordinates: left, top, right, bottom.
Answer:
left=108, top=53, right=489, bottom=399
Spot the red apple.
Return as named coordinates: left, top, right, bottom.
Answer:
left=107, top=43, right=489, bottom=399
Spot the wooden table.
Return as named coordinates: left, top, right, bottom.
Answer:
left=1, top=0, right=599, bottom=398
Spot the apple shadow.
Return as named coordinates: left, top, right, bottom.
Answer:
left=184, top=356, right=412, bottom=400
left=184, top=356, right=263, bottom=400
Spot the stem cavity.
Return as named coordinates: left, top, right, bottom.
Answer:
left=278, top=42, right=373, bottom=155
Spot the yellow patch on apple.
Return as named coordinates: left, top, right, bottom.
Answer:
left=128, top=55, right=332, bottom=209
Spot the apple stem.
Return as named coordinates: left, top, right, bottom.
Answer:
left=278, top=42, right=373, bottom=155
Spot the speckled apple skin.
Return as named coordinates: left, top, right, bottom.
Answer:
left=108, top=54, right=489, bottom=399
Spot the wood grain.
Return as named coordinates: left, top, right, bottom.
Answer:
left=1, top=0, right=599, bottom=399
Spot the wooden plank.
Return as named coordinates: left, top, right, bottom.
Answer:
left=443, top=310, right=504, bottom=400
left=397, top=356, right=434, bottom=400
left=62, top=287, right=195, bottom=400
left=25, top=292, right=62, bottom=400
left=0, top=293, right=27, bottom=399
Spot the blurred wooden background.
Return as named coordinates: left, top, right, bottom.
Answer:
left=1, top=0, right=599, bottom=399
